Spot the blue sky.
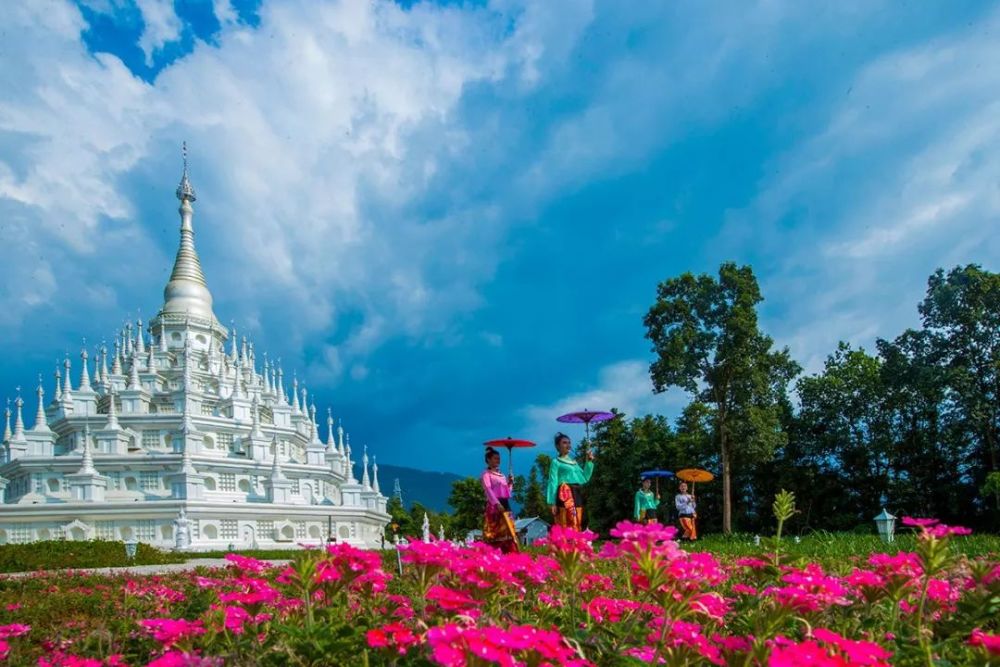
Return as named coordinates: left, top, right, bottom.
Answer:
left=2, top=0, right=999, bottom=478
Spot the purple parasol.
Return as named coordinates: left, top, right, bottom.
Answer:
left=556, top=409, right=616, bottom=452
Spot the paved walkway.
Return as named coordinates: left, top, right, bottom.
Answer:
left=0, top=559, right=291, bottom=578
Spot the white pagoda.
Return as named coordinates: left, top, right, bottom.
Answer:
left=0, top=149, right=389, bottom=550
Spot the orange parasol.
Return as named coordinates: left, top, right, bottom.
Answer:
left=676, top=468, right=714, bottom=495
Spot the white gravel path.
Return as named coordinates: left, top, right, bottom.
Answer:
left=0, top=559, right=291, bottom=578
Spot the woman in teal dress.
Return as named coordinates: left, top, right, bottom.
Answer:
left=546, top=432, right=595, bottom=530
left=634, top=477, right=660, bottom=524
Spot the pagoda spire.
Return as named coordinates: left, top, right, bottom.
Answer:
left=33, top=376, right=49, bottom=432
left=79, top=421, right=96, bottom=474
left=12, top=389, right=25, bottom=440
left=135, top=318, right=145, bottom=355
left=104, top=386, right=120, bottom=430
left=361, top=445, right=371, bottom=490
left=125, top=322, right=134, bottom=356
left=3, top=399, right=11, bottom=443
left=276, top=365, right=286, bottom=405
left=160, top=143, right=218, bottom=324
left=372, top=456, right=380, bottom=494
left=146, top=341, right=155, bottom=373
left=128, top=353, right=141, bottom=390
left=229, top=325, right=238, bottom=362
left=100, top=343, right=109, bottom=386
left=310, top=403, right=321, bottom=444
left=345, top=433, right=356, bottom=483
left=79, top=343, right=92, bottom=391
left=326, top=408, right=335, bottom=448
left=291, top=374, right=300, bottom=414
left=111, top=341, right=123, bottom=376
left=262, top=355, right=272, bottom=394
left=53, top=366, right=61, bottom=405
left=300, top=387, right=308, bottom=418
left=63, top=356, right=73, bottom=395
left=337, top=418, right=345, bottom=457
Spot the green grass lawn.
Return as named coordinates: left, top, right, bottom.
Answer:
left=1, top=531, right=997, bottom=573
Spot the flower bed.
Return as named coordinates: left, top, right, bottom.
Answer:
left=0, top=520, right=996, bottom=665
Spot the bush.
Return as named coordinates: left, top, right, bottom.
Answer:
left=0, top=540, right=185, bottom=573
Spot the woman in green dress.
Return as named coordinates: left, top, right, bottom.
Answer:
left=634, top=477, right=660, bottom=524
left=546, top=432, right=595, bottom=530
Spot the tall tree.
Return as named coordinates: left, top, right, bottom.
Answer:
left=919, top=266, right=1000, bottom=479
left=644, top=262, right=800, bottom=533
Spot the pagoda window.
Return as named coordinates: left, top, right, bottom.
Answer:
left=202, top=524, right=218, bottom=540
left=33, top=475, right=44, bottom=494
left=203, top=436, right=215, bottom=450
left=107, top=472, right=121, bottom=490
left=220, top=520, right=238, bottom=540
left=295, top=522, right=306, bottom=539
left=124, top=476, right=139, bottom=492
left=290, top=479, right=300, bottom=494
left=200, top=403, right=215, bottom=416
left=140, top=472, right=159, bottom=490
left=46, top=479, right=60, bottom=493
left=142, top=430, right=161, bottom=449
left=136, top=520, right=155, bottom=541
left=219, top=473, right=236, bottom=492
left=238, top=479, right=250, bottom=493
left=204, top=476, right=217, bottom=491
left=257, top=520, right=274, bottom=538
left=96, top=522, right=115, bottom=540
left=217, top=432, right=234, bottom=453
left=9, top=526, right=31, bottom=544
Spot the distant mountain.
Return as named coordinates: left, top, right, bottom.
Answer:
left=376, top=464, right=464, bottom=512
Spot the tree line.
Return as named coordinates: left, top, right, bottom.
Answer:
left=393, top=262, right=1000, bottom=540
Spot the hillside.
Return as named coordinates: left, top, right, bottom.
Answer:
left=375, top=463, right=464, bottom=512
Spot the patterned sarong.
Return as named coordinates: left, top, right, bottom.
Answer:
left=679, top=514, right=697, bottom=540
left=483, top=504, right=519, bottom=553
left=555, top=483, right=584, bottom=531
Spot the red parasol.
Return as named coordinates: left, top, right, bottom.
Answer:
left=484, top=437, right=536, bottom=476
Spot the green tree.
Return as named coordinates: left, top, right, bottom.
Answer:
left=519, top=462, right=549, bottom=520
left=644, top=262, right=800, bottom=533
left=796, top=343, right=894, bottom=522
left=447, top=477, right=485, bottom=535
left=919, top=265, right=1000, bottom=480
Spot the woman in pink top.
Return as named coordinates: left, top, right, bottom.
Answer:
left=481, top=447, right=519, bottom=553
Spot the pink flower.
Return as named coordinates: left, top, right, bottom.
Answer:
left=138, top=619, right=206, bottom=648
left=969, top=628, right=1000, bottom=655
left=223, top=554, right=270, bottom=574
left=0, top=623, right=31, bottom=639
left=145, top=652, right=222, bottom=667
left=731, top=583, right=758, bottom=595
left=901, top=517, right=939, bottom=528
left=426, top=585, right=482, bottom=613
left=366, top=622, right=419, bottom=655
left=689, top=593, right=730, bottom=621
left=541, top=526, right=598, bottom=556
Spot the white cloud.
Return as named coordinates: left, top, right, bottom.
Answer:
left=519, top=359, right=688, bottom=438
left=136, top=0, right=183, bottom=66
left=0, top=0, right=589, bottom=371
left=718, top=8, right=1000, bottom=374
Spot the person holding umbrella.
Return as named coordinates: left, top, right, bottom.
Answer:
left=546, top=432, right=595, bottom=530
left=675, top=481, right=697, bottom=541
left=634, top=476, right=660, bottom=524
left=481, top=447, right=519, bottom=553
